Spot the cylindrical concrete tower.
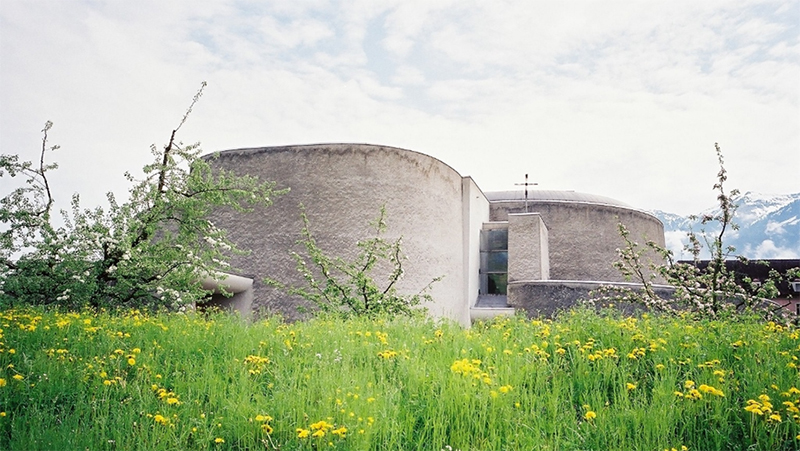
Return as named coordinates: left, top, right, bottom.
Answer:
left=204, top=144, right=471, bottom=323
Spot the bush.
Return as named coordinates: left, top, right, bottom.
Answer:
left=593, top=143, right=799, bottom=322
left=265, top=206, right=439, bottom=318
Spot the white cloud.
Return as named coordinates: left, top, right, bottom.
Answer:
left=0, top=0, right=797, bottom=219
left=752, top=239, right=800, bottom=259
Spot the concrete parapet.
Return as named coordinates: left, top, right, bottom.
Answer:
left=508, top=280, right=675, bottom=318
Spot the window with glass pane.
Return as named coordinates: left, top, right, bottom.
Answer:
left=480, top=228, right=508, bottom=295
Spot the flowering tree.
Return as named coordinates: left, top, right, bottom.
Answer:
left=0, top=83, right=283, bottom=310
left=593, top=143, right=798, bottom=321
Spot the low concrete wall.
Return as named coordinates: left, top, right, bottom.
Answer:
left=508, top=280, right=675, bottom=318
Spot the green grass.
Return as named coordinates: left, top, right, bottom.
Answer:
left=0, top=307, right=798, bottom=450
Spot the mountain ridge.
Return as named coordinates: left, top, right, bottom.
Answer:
left=650, top=192, right=800, bottom=260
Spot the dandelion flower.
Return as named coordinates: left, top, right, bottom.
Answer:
left=214, top=437, right=225, bottom=444
left=12, top=375, right=23, bottom=381
left=297, top=428, right=310, bottom=438
left=626, top=382, right=637, bottom=391
left=584, top=411, right=597, bottom=421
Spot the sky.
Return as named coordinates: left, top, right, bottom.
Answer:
left=1, top=0, right=798, bottom=217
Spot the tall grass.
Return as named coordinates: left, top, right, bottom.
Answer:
left=0, top=307, right=797, bottom=450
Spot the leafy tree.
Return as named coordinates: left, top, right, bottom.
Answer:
left=0, top=82, right=283, bottom=310
left=592, top=143, right=798, bottom=321
left=265, top=206, right=439, bottom=318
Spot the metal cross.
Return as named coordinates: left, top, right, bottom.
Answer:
left=514, top=173, right=538, bottom=213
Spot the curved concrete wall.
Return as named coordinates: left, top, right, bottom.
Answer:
left=205, top=144, right=469, bottom=324
left=490, top=200, right=665, bottom=283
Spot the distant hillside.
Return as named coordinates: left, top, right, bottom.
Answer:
left=651, top=192, right=800, bottom=259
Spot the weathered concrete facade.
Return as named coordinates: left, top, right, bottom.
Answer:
left=207, top=144, right=478, bottom=325
left=488, top=191, right=666, bottom=283
left=204, top=144, right=666, bottom=324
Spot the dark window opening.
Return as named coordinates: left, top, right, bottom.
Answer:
left=480, top=228, right=508, bottom=295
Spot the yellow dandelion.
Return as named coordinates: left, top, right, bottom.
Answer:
left=261, top=423, right=273, bottom=434
left=0, top=378, right=6, bottom=387
left=626, top=382, right=637, bottom=391
left=297, top=428, right=310, bottom=438
left=312, top=429, right=325, bottom=438
left=127, top=357, right=136, bottom=366
left=12, top=375, right=23, bottom=381
left=584, top=411, right=597, bottom=421
left=214, top=437, right=225, bottom=444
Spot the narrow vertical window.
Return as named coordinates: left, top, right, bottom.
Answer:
left=480, top=228, right=508, bottom=295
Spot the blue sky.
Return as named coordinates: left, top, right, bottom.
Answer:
left=1, top=0, right=798, bottom=216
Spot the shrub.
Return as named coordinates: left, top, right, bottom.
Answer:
left=265, top=206, right=439, bottom=318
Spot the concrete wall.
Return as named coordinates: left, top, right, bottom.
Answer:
left=508, top=213, right=549, bottom=282
left=508, top=280, right=675, bottom=318
left=462, top=177, right=490, bottom=312
left=205, top=144, right=471, bottom=325
left=491, top=200, right=665, bottom=283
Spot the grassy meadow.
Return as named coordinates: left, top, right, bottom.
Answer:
left=0, top=307, right=798, bottom=450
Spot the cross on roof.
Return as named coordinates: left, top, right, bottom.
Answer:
left=514, top=173, right=538, bottom=213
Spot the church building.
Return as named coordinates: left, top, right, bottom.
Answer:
left=203, top=144, right=666, bottom=326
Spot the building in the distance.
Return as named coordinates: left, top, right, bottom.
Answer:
left=204, top=144, right=667, bottom=325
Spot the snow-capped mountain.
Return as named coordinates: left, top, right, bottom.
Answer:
left=651, top=192, right=800, bottom=260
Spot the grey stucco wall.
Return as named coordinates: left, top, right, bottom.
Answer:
left=205, top=144, right=471, bottom=324
left=491, top=200, right=665, bottom=283
left=462, top=177, right=490, bottom=312
left=508, top=213, right=549, bottom=282
left=508, top=280, right=675, bottom=318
